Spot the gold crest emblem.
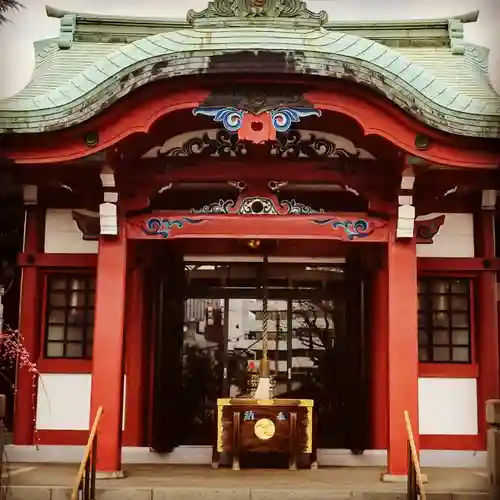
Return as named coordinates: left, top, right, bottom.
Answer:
left=254, top=418, right=276, bottom=440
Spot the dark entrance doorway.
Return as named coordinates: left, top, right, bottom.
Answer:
left=149, top=254, right=370, bottom=454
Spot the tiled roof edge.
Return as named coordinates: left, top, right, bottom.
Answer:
left=1, top=27, right=499, bottom=138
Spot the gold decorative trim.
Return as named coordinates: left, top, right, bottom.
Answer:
left=216, top=402, right=225, bottom=452
left=299, top=399, right=314, bottom=407
left=306, top=406, right=313, bottom=453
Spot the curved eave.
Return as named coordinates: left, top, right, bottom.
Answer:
left=0, top=27, right=499, bottom=138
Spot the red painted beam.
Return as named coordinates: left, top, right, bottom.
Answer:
left=123, top=160, right=391, bottom=193
left=127, top=212, right=390, bottom=242
left=308, top=90, right=500, bottom=168
left=18, top=253, right=98, bottom=268
left=4, top=88, right=210, bottom=163
left=417, top=257, right=500, bottom=272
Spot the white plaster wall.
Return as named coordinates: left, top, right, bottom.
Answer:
left=44, top=209, right=98, bottom=254
left=36, top=374, right=126, bottom=431
left=418, top=377, right=478, bottom=435
left=416, top=213, right=475, bottom=258
left=36, top=374, right=91, bottom=430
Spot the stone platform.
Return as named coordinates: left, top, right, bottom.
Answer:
left=5, top=464, right=489, bottom=499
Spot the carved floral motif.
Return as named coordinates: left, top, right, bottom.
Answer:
left=280, top=199, right=324, bottom=215
left=192, top=108, right=244, bottom=133
left=162, top=130, right=359, bottom=168
left=414, top=215, right=446, bottom=244
left=187, top=0, right=328, bottom=23
left=164, top=130, right=247, bottom=158
left=192, top=106, right=321, bottom=134
left=270, top=131, right=359, bottom=168
left=191, top=199, right=236, bottom=214
left=311, top=218, right=371, bottom=240
left=190, top=196, right=323, bottom=215
left=144, top=217, right=206, bottom=238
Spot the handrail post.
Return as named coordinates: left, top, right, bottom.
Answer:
left=71, top=406, right=104, bottom=500
left=407, top=440, right=417, bottom=499
left=486, top=399, right=500, bottom=500
left=404, top=410, right=426, bottom=500
left=90, top=433, right=98, bottom=499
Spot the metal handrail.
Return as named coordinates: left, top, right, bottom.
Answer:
left=404, top=410, right=426, bottom=500
left=71, top=406, right=103, bottom=500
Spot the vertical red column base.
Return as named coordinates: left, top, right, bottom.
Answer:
left=90, top=233, right=127, bottom=476
left=383, top=234, right=419, bottom=480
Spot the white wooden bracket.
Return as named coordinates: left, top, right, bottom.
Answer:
left=481, top=189, right=497, bottom=211
left=100, top=165, right=118, bottom=236
left=397, top=166, right=416, bottom=239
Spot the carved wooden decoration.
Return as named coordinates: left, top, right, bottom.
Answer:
left=161, top=130, right=362, bottom=174
left=128, top=186, right=389, bottom=242
left=72, top=210, right=100, bottom=241
left=193, top=88, right=322, bottom=143
left=414, top=215, right=446, bottom=243
left=187, top=0, right=328, bottom=24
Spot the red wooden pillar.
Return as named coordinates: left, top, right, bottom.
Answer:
left=474, top=212, right=499, bottom=443
left=384, top=231, right=419, bottom=479
left=89, top=230, right=127, bottom=475
left=371, top=257, right=388, bottom=449
left=123, top=258, right=146, bottom=446
left=13, top=208, right=44, bottom=445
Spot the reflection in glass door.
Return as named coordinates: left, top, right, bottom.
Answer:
left=180, top=298, right=224, bottom=445
left=225, top=298, right=342, bottom=448
left=175, top=262, right=363, bottom=449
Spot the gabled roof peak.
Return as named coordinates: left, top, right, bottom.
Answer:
left=186, top=0, right=327, bottom=26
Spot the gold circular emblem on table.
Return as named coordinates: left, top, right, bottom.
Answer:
left=254, top=418, right=275, bottom=440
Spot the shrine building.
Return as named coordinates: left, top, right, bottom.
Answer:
left=1, top=0, right=500, bottom=480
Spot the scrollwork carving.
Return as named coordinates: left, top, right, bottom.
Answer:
left=187, top=0, right=328, bottom=24
left=163, top=130, right=247, bottom=158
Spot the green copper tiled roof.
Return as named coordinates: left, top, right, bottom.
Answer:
left=0, top=5, right=499, bottom=138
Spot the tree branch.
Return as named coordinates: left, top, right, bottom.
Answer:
left=0, top=0, right=22, bottom=25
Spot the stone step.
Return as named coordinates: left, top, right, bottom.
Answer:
left=8, top=486, right=490, bottom=500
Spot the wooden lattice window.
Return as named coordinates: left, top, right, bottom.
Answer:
left=44, top=274, right=95, bottom=359
left=418, top=277, right=472, bottom=364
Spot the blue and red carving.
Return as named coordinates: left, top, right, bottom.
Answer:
left=144, top=217, right=206, bottom=238
left=270, top=108, right=322, bottom=132
left=193, top=106, right=322, bottom=133
left=312, top=218, right=370, bottom=240
left=192, top=107, right=245, bottom=132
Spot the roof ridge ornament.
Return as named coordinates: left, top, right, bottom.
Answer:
left=187, top=0, right=328, bottom=26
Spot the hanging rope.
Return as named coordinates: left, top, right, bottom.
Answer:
left=260, top=254, right=269, bottom=377
left=262, top=291, right=268, bottom=362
